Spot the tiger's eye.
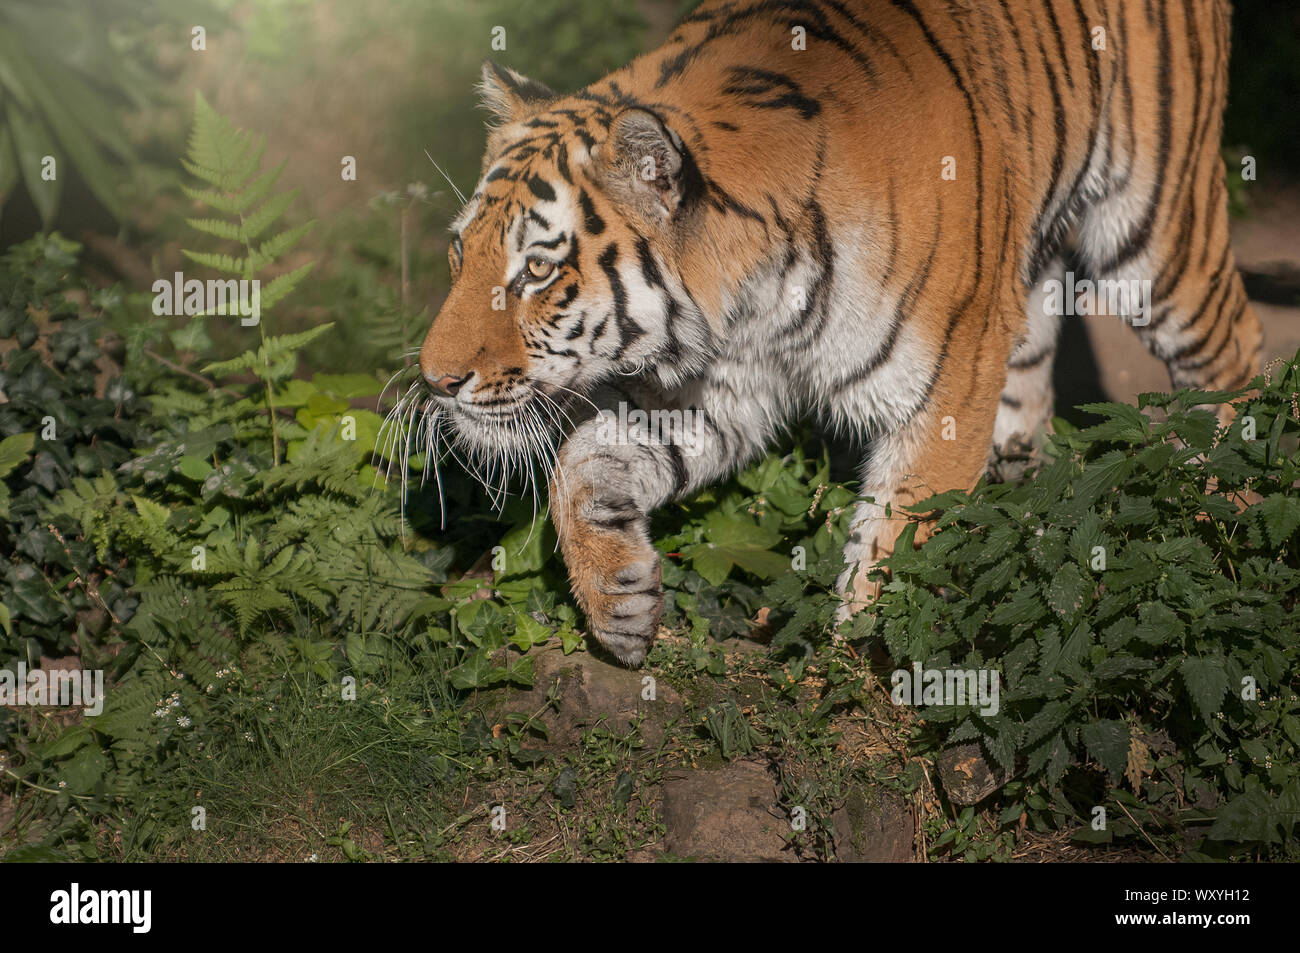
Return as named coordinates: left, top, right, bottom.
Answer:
left=527, top=258, right=553, bottom=279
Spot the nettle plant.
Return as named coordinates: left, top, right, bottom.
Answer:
left=829, top=365, right=1300, bottom=857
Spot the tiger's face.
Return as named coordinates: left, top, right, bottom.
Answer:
left=418, top=62, right=708, bottom=474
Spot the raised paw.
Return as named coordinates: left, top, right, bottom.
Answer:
left=557, top=509, right=663, bottom=667
left=579, top=547, right=663, bottom=667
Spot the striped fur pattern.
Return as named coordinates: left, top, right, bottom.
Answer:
left=418, top=0, right=1262, bottom=665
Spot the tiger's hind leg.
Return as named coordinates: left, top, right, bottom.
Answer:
left=1073, top=181, right=1262, bottom=410
left=989, top=258, right=1064, bottom=482
left=1072, top=2, right=1261, bottom=408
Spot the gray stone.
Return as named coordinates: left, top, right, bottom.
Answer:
left=489, top=642, right=685, bottom=747
left=660, top=759, right=794, bottom=862
left=832, top=789, right=914, bottom=862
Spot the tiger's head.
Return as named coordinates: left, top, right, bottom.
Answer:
left=416, top=61, right=712, bottom=485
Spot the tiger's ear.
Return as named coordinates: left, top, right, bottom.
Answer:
left=597, top=108, right=687, bottom=222
left=478, top=60, right=555, bottom=124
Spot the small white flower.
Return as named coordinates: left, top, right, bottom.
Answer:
left=153, top=708, right=168, bottom=718
left=57, top=780, right=67, bottom=789
left=244, top=731, right=255, bottom=742
left=176, top=716, right=192, bottom=728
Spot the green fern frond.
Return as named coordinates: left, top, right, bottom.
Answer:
left=185, top=217, right=242, bottom=241
left=249, top=221, right=315, bottom=272
left=238, top=189, right=298, bottom=242
left=182, top=92, right=266, bottom=194
left=179, top=92, right=323, bottom=467
left=181, top=249, right=246, bottom=277
left=260, top=427, right=367, bottom=501
left=257, top=262, right=316, bottom=312
left=180, top=93, right=317, bottom=291
left=180, top=183, right=242, bottom=216
left=232, top=159, right=289, bottom=214
left=201, top=322, right=334, bottom=378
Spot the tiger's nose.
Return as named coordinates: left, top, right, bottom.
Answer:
left=426, top=371, right=471, bottom=397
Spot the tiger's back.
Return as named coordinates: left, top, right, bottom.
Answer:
left=418, top=0, right=1260, bottom=664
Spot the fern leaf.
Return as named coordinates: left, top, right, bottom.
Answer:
left=182, top=249, right=246, bottom=277
left=258, top=262, right=316, bottom=312
left=250, top=221, right=315, bottom=271
left=183, top=92, right=266, bottom=194
left=231, top=158, right=287, bottom=213
left=180, top=183, right=242, bottom=216
left=185, top=217, right=242, bottom=241
left=201, top=347, right=262, bottom=378
left=238, top=189, right=298, bottom=242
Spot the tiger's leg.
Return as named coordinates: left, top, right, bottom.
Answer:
left=1072, top=7, right=1261, bottom=403
left=550, top=374, right=780, bottom=666
left=990, top=257, right=1065, bottom=479
left=836, top=302, right=1016, bottom=619
left=1075, top=188, right=1262, bottom=407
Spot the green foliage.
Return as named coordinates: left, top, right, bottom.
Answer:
left=6, top=69, right=1299, bottom=861
left=180, top=91, right=315, bottom=299
left=833, top=363, right=1300, bottom=858
left=0, top=0, right=220, bottom=226
left=0, top=235, right=149, bottom=665
left=179, top=92, right=318, bottom=465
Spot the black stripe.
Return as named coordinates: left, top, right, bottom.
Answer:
left=598, top=243, right=645, bottom=356
left=579, top=188, right=606, bottom=235
left=526, top=175, right=556, bottom=202
left=722, top=66, right=821, bottom=119
left=1096, top=2, right=1172, bottom=273
left=666, top=443, right=689, bottom=497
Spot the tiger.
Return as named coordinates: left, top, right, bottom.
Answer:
left=416, top=0, right=1262, bottom=666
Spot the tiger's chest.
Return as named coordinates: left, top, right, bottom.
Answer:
left=697, top=223, right=940, bottom=438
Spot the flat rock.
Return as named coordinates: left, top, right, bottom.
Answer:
left=489, top=642, right=685, bottom=747
left=832, top=789, right=914, bottom=862
left=660, top=759, right=793, bottom=862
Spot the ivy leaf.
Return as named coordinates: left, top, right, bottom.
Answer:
left=509, top=612, right=551, bottom=651
left=0, top=432, right=36, bottom=478
left=682, top=511, right=787, bottom=585
left=447, top=650, right=505, bottom=690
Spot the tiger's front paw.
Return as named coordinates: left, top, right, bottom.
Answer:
left=583, top=550, right=663, bottom=667
left=567, top=535, right=663, bottom=668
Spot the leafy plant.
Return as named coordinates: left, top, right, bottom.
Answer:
left=814, top=362, right=1300, bottom=858
left=0, top=0, right=219, bottom=226
left=179, top=90, right=318, bottom=465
